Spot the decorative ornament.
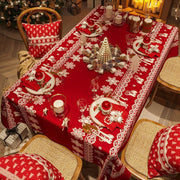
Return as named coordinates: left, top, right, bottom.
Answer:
left=62, top=117, right=70, bottom=130
left=36, top=1, right=41, bottom=6
left=83, top=37, right=128, bottom=74
left=43, top=108, right=48, bottom=116
left=98, top=37, right=112, bottom=64
left=14, top=1, right=18, bottom=5
left=109, top=111, right=123, bottom=123
left=6, top=21, right=11, bottom=27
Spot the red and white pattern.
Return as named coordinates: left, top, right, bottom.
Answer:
left=23, top=20, right=61, bottom=58
left=148, top=124, right=180, bottom=178
left=1, top=6, right=179, bottom=180
left=0, top=153, right=64, bottom=180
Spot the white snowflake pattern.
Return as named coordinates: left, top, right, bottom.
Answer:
left=57, top=69, right=69, bottom=77
left=71, top=55, right=81, bottom=62
left=100, top=85, right=113, bottom=94
left=27, top=75, right=35, bottom=82
left=139, top=66, right=148, bottom=72
left=65, top=62, right=75, bottom=69
left=106, top=77, right=119, bottom=86
left=102, top=26, right=109, bottom=31
left=77, top=48, right=82, bottom=55
left=34, top=96, right=45, bottom=105
left=14, top=87, right=27, bottom=97
left=55, top=77, right=62, bottom=86
left=71, top=128, right=85, bottom=140
left=114, top=69, right=124, bottom=77
left=94, top=12, right=100, bottom=16
left=25, top=106, right=36, bottom=116
left=164, top=24, right=172, bottom=30
left=67, top=39, right=74, bottom=44
left=78, top=116, right=92, bottom=125
left=85, top=42, right=93, bottom=48
left=90, top=37, right=98, bottom=42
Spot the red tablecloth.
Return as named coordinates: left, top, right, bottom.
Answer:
left=1, top=6, right=178, bottom=180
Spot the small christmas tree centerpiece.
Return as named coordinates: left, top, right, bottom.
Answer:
left=97, top=37, right=112, bottom=65
left=83, top=37, right=128, bottom=74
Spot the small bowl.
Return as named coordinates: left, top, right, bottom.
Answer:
left=100, top=100, right=112, bottom=115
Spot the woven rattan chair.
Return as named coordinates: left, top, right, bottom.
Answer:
left=121, top=119, right=166, bottom=180
left=17, top=7, right=62, bottom=51
left=19, top=134, right=82, bottom=180
left=146, top=57, right=180, bottom=108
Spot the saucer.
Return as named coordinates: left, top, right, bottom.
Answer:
left=133, top=39, right=146, bottom=56
left=89, top=97, right=119, bottom=127
left=79, top=23, right=103, bottom=37
left=25, top=72, right=55, bottom=95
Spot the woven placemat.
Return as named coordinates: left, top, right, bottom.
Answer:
left=160, top=57, right=180, bottom=88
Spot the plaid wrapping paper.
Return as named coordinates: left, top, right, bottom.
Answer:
left=0, top=123, right=29, bottom=149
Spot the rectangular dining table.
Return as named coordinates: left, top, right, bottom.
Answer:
left=1, top=5, right=179, bottom=180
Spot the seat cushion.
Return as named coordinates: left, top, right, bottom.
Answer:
left=0, top=153, right=64, bottom=179
left=22, top=20, right=61, bottom=58
left=148, top=123, right=180, bottom=178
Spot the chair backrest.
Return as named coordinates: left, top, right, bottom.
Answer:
left=19, top=134, right=82, bottom=180
left=17, top=7, right=62, bottom=50
left=121, top=119, right=165, bottom=180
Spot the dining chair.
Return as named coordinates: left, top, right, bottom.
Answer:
left=121, top=119, right=180, bottom=180
left=17, top=7, right=62, bottom=52
left=19, top=134, right=82, bottom=180
left=16, top=7, right=62, bottom=78
left=146, top=56, right=180, bottom=108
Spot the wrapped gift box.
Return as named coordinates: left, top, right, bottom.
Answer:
left=0, top=123, right=29, bottom=149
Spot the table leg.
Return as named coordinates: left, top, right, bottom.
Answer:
left=146, top=81, right=159, bottom=108
left=101, top=0, right=104, bottom=6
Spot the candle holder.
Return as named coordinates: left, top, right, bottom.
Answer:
left=49, top=94, right=67, bottom=117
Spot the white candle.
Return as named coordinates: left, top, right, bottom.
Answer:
left=157, top=1, right=162, bottom=12
left=115, top=15, right=122, bottom=24
left=138, top=1, right=143, bottom=9
left=105, top=5, right=113, bottom=19
left=132, top=0, right=135, bottom=5
left=134, top=0, right=138, bottom=9
left=53, top=100, right=64, bottom=114
left=152, top=3, right=156, bottom=13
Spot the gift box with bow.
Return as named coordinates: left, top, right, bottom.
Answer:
left=0, top=123, right=29, bottom=149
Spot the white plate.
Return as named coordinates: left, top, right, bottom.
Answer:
left=25, top=72, right=55, bottom=95
left=89, top=97, right=119, bottom=127
left=79, top=23, right=103, bottom=37
left=133, top=39, right=146, bottom=56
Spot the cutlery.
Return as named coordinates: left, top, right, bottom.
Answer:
left=83, top=123, right=114, bottom=144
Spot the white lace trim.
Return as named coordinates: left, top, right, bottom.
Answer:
left=29, top=40, right=59, bottom=46
left=29, top=35, right=59, bottom=40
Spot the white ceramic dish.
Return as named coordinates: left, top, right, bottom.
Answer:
left=133, top=39, right=146, bottom=56
left=25, top=72, right=55, bottom=95
left=89, top=97, right=119, bottom=127
left=79, top=23, right=103, bottom=37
